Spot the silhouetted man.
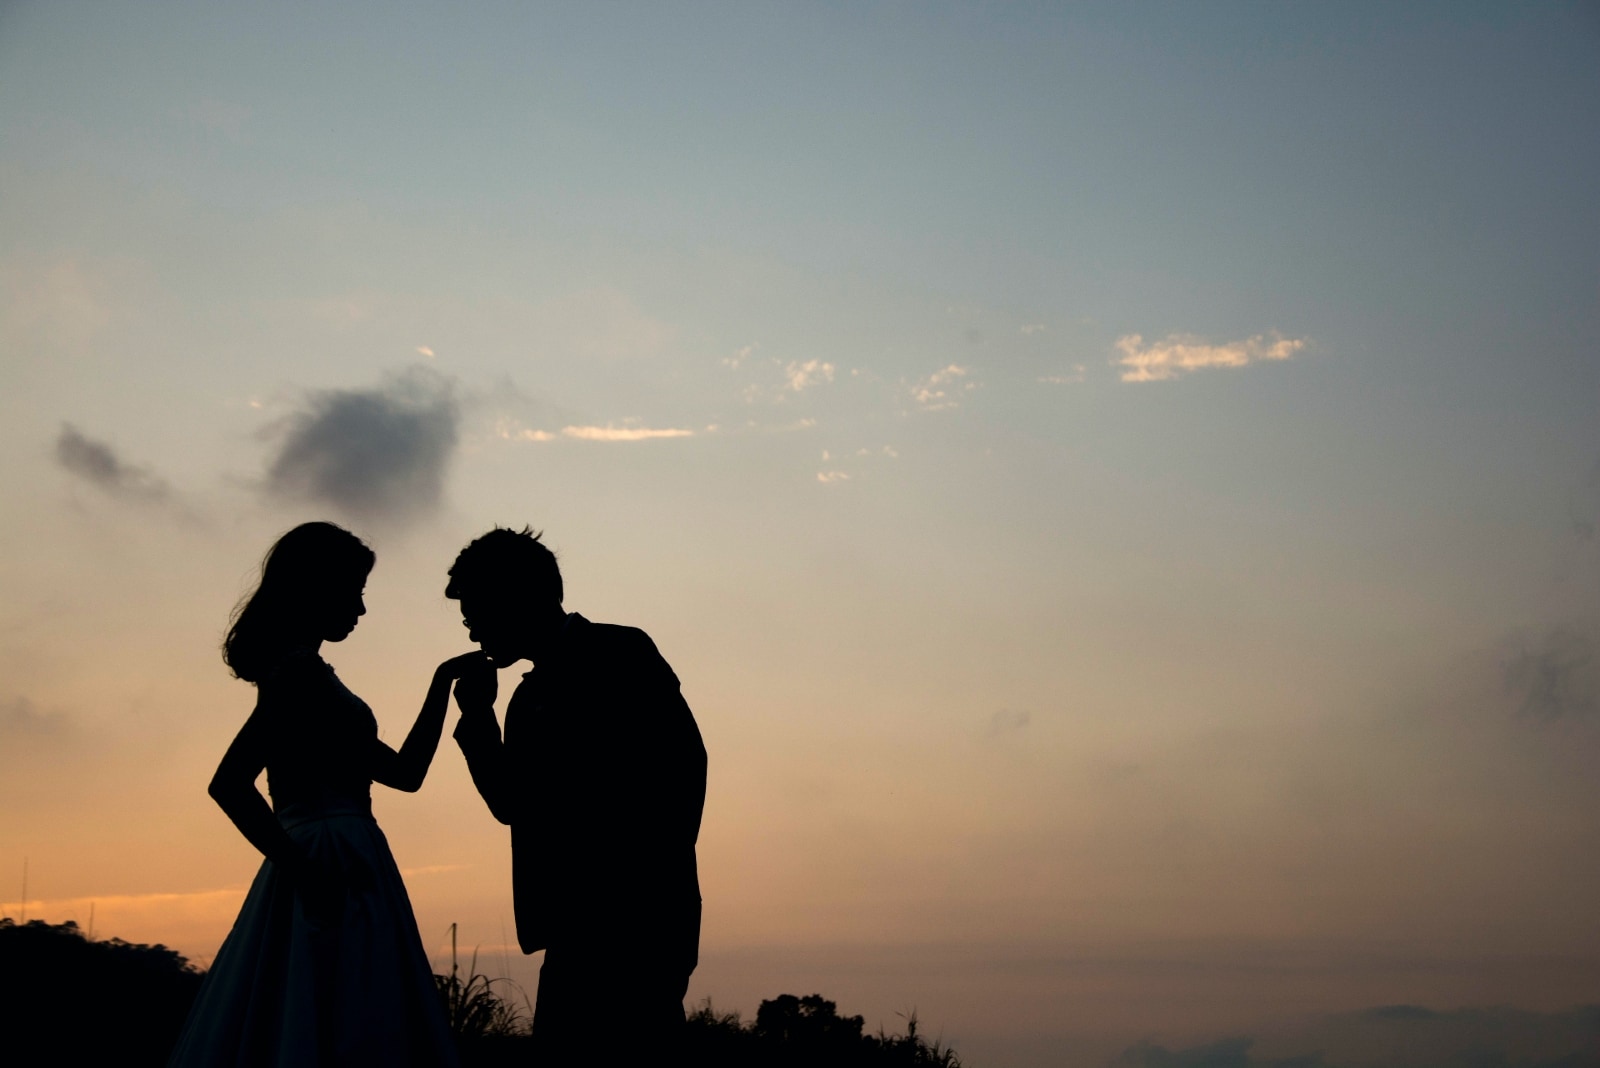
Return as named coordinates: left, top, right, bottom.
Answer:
left=443, top=527, right=706, bottom=1062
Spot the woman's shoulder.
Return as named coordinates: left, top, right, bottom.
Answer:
left=256, top=648, right=333, bottom=695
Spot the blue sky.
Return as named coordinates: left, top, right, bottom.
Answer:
left=2, top=4, right=1597, bottom=1065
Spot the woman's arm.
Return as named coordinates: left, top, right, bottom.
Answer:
left=370, top=653, right=489, bottom=793
left=207, top=709, right=305, bottom=872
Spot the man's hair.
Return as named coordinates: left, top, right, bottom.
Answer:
left=445, top=526, right=563, bottom=605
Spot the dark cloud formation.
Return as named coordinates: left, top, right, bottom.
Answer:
left=54, top=424, right=170, bottom=504
left=1115, top=1005, right=1600, bottom=1068
left=985, top=707, right=1032, bottom=738
left=1502, top=624, right=1598, bottom=721
left=1499, top=456, right=1600, bottom=724
left=1113, top=1036, right=1320, bottom=1067
left=1569, top=454, right=1600, bottom=541
left=266, top=367, right=458, bottom=525
left=0, top=697, right=72, bottom=776
left=0, top=696, right=67, bottom=737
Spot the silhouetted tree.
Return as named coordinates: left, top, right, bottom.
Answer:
left=0, top=917, right=204, bottom=1068
left=680, top=993, right=962, bottom=1068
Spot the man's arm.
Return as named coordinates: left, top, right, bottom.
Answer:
left=450, top=659, right=519, bottom=825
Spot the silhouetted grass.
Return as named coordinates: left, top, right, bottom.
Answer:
left=433, top=921, right=532, bottom=1066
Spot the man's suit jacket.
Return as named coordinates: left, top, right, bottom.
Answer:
left=454, top=613, right=706, bottom=974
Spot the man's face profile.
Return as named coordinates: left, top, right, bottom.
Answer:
left=458, top=593, right=522, bottom=666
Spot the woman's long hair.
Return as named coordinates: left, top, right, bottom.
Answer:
left=223, top=522, right=374, bottom=683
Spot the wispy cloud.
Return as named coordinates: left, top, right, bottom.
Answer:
left=498, top=420, right=695, bottom=443
left=1117, top=1005, right=1600, bottom=1068
left=265, top=365, right=458, bottom=525
left=0, top=886, right=249, bottom=947
left=785, top=359, right=836, bottom=392
left=1569, top=453, right=1600, bottom=541
left=561, top=424, right=695, bottom=442
left=1115, top=332, right=1306, bottom=383
left=1039, top=364, right=1087, bottom=385
left=501, top=427, right=558, bottom=442
left=1, top=696, right=68, bottom=739
left=185, top=99, right=249, bottom=142
left=400, top=864, right=468, bottom=877
left=813, top=443, right=899, bottom=484
left=985, top=708, right=1032, bottom=738
left=1502, top=624, right=1597, bottom=720
left=910, top=364, right=976, bottom=411
left=724, top=344, right=756, bottom=370
left=54, top=424, right=172, bottom=505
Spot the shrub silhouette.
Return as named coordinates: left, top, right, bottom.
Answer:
left=685, top=994, right=963, bottom=1068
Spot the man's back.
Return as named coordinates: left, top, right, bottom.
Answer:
left=502, top=615, right=705, bottom=961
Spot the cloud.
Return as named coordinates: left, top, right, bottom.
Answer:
left=185, top=99, right=249, bottom=142
left=1039, top=364, right=1087, bottom=385
left=910, top=364, right=976, bottom=411
left=1112, top=1036, right=1282, bottom=1068
left=1570, top=454, right=1600, bottom=541
left=557, top=425, right=695, bottom=442
left=1113, top=1004, right=1600, bottom=1068
left=399, top=864, right=468, bottom=877
left=986, top=708, right=1032, bottom=738
left=785, top=359, right=836, bottom=392
left=501, top=417, right=812, bottom=443
left=496, top=418, right=697, bottom=444
left=1, top=696, right=67, bottom=738
left=560, top=424, right=695, bottom=442
left=816, top=470, right=850, bottom=484
left=265, top=366, right=458, bottom=525
left=1114, top=1004, right=1600, bottom=1068
left=1115, top=332, right=1306, bottom=383
left=54, top=425, right=171, bottom=505
left=0, top=697, right=73, bottom=773
left=501, top=426, right=558, bottom=442
left=1501, top=624, right=1598, bottom=720
left=724, top=344, right=756, bottom=370
left=1019, top=323, right=1047, bottom=336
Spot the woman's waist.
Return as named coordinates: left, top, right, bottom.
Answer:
left=273, top=794, right=373, bottom=829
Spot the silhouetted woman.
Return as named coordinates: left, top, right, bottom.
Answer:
left=168, top=522, right=473, bottom=1067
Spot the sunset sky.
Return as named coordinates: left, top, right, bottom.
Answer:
left=2, top=3, right=1597, bottom=1065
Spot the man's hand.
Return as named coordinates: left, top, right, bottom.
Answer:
left=450, top=652, right=499, bottom=714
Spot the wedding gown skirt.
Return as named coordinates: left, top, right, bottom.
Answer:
left=167, top=803, right=459, bottom=1067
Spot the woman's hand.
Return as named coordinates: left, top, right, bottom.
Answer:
left=285, top=853, right=345, bottom=928
left=435, top=651, right=492, bottom=681
left=445, top=652, right=498, bottom=714
left=287, top=852, right=374, bottom=928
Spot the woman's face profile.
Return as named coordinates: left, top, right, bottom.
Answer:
left=315, top=572, right=369, bottom=643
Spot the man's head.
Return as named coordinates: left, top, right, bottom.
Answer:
left=446, top=526, right=566, bottom=666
